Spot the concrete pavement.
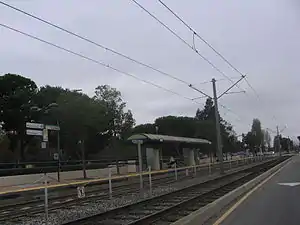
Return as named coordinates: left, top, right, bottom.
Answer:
left=215, top=155, right=300, bottom=225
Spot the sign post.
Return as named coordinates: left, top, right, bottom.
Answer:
left=46, top=124, right=61, bottom=182
left=148, top=166, right=152, bottom=196
left=44, top=173, right=49, bottom=225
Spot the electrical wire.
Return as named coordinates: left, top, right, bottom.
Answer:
left=156, top=0, right=249, bottom=93
left=0, top=0, right=190, bottom=86
left=0, top=1, right=262, bottom=130
left=157, top=0, right=245, bottom=76
left=131, top=0, right=243, bottom=89
left=244, top=77, right=260, bottom=99
left=195, top=76, right=242, bottom=86
left=0, top=0, right=243, bottom=116
left=155, top=0, right=284, bottom=126
left=0, top=23, right=197, bottom=103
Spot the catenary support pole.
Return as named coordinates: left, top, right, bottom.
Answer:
left=212, top=78, right=224, bottom=174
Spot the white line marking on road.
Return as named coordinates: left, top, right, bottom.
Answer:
left=0, top=211, right=10, bottom=214
left=20, top=206, right=32, bottom=210
left=53, top=201, right=61, bottom=204
left=213, top=158, right=293, bottom=225
left=37, top=204, right=44, bottom=207
left=64, top=198, right=74, bottom=202
left=278, top=182, right=300, bottom=187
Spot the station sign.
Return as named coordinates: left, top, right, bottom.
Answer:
left=77, top=186, right=85, bottom=198
left=45, top=125, right=60, bottom=131
left=26, top=122, right=44, bottom=129
left=53, top=153, right=59, bottom=160
left=26, top=129, right=43, bottom=136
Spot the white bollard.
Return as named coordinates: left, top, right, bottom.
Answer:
left=108, top=167, right=112, bottom=199
left=229, top=159, right=232, bottom=170
left=174, top=163, right=178, bottom=181
left=44, top=173, right=49, bottom=225
left=148, top=166, right=152, bottom=196
left=185, top=168, right=189, bottom=176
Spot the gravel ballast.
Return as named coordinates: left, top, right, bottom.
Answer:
left=4, top=186, right=176, bottom=225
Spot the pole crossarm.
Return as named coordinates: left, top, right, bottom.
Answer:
left=217, top=75, right=246, bottom=99
left=188, top=84, right=212, bottom=99
left=225, top=90, right=246, bottom=95
left=191, top=96, right=207, bottom=100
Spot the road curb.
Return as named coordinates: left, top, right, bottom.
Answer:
left=171, top=156, right=293, bottom=225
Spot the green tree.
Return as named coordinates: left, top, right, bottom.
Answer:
left=55, top=91, right=109, bottom=158
left=94, top=85, right=135, bottom=139
left=0, top=74, right=38, bottom=159
left=155, top=116, right=197, bottom=137
left=195, top=98, right=238, bottom=156
left=279, top=136, right=293, bottom=152
left=243, top=132, right=256, bottom=152
left=131, top=123, right=156, bottom=134
left=251, top=118, right=263, bottom=149
left=0, top=134, right=14, bottom=163
left=243, top=119, right=264, bottom=154
left=262, top=129, right=271, bottom=151
left=195, top=98, right=214, bottom=121
left=34, top=85, right=64, bottom=108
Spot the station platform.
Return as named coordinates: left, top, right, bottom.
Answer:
left=0, top=156, right=251, bottom=196
left=214, top=155, right=300, bottom=225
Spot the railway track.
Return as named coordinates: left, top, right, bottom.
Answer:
left=63, top=157, right=288, bottom=225
left=0, top=157, right=278, bottom=223
left=0, top=161, right=229, bottom=221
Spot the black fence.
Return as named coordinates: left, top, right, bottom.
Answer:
left=0, top=158, right=141, bottom=177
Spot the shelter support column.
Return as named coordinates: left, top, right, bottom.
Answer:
left=194, top=149, right=200, bottom=165
left=183, top=148, right=195, bottom=166
left=146, top=148, right=160, bottom=170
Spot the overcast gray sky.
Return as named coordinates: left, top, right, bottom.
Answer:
left=1, top=0, right=299, bottom=140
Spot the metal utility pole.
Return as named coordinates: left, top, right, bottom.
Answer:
left=277, top=126, right=281, bottom=156
left=57, top=120, right=61, bottom=182
left=80, top=140, right=87, bottom=179
left=212, top=78, right=224, bottom=174
left=189, top=75, right=245, bottom=175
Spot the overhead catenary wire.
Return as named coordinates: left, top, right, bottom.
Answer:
left=156, top=0, right=284, bottom=127
left=130, top=0, right=244, bottom=90
left=157, top=0, right=245, bottom=77
left=1, top=1, right=265, bottom=132
left=0, top=0, right=190, bottom=86
left=196, top=76, right=242, bottom=86
left=1, top=0, right=247, bottom=120
left=0, top=23, right=197, bottom=103
left=156, top=0, right=249, bottom=93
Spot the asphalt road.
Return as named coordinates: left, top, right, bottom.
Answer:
left=218, top=155, right=300, bottom=225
